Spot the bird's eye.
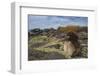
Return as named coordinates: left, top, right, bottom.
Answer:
left=66, top=36, right=70, bottom=39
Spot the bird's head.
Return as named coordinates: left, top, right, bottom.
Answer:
left=65, top=32, right=78, bottom=41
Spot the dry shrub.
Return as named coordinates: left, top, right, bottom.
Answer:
left=58, top=25, right=80, bottom=33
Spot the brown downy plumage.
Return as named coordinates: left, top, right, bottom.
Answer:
left=63, top=32, right=80, bottom=58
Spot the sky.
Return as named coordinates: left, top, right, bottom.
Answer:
left=28, top=15, right=88, bottom=30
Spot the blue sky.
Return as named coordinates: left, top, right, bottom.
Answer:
left=28, top=15, right=88, bottom=30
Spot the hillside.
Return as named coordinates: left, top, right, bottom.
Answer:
left=28, top=26, right=88, bottom=61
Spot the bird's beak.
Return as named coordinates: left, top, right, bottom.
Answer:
left=59, top=38, right=65, bottom=41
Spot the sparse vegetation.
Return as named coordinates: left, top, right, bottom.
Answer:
left=28, top=25, right=88, bottom=61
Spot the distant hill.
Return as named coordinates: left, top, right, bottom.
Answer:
left=28, top=25, right=88, bottom=37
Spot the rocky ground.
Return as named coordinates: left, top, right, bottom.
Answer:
left=78, top=32, right=88, bottom=58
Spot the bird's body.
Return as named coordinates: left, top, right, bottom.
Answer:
left=62, top=32, right=80, bottom=58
